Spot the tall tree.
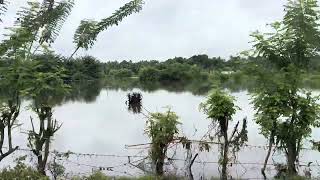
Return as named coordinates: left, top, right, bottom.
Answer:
left=250, top=0, right=320, bottom=176
left=0, top=0, right=73, bottom=174
left=0, top=0, right=144, bottom=175
left=27, top=60, right=68, bottom=175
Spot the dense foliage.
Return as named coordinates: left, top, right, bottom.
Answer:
left=250, top=0, right=320, bottom=176
left=145, top=110, right=180, bottom=176
left=0, top=156, right=49, bottom=180
left=200, top=89, right=247, bottom=180
left=0, top=0, right=145, bottom=177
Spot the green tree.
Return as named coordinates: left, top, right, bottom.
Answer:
left=110, top=68, right=133, bottom=79
left=0, top=0, right=145, bottom=175
left=200, top=89, right=247, bottom=180
left=25, top=57, right=69, bottom=175
left=253, top=67, right=320, bottom=176
left=0, top=58, right=28, bottom=162
left=145, top=110, right=180, bottom=176
left=80, top=56, right=102, bottom=79
left=0, top=0, right=73, bottom=166
left=139, top=67, right=160, bottom=82
left=250, top=0, right=320, bottom=176
left=0, top=156, right=49, bottom=180
left=1, top=1, right=72, bottom=174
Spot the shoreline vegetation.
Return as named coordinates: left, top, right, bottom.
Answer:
left=3, top=54, right=320, bottom=95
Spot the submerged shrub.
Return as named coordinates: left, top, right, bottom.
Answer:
left=145, top=110, right=180, bottom=176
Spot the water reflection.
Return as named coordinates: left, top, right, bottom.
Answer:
left=22, top=77, right=319, bottom=106
left=66, top=81, right=103, bottom=103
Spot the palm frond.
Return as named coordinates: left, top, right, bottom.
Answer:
left=0, top=0, right=74, bottom=56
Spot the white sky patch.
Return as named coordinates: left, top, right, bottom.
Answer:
left=0, top=0, right=287, bottom=62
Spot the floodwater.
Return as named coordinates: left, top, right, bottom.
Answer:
left=3, top=82, right=320, bottom=179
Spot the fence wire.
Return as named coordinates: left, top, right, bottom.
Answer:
left=0, top=141, right=319, bottom=180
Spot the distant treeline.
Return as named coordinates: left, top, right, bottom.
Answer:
left=104, top=54, right=320, bottom=83
left=105, top=54, right=265, bottom=87
left=1, top=54, right=320, bottom=84
left=0, top=54, right=103, bottom=81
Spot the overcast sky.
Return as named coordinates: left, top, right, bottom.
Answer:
left=1, top=0, right=287, bottom=62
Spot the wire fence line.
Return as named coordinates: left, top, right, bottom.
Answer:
left=2, top=140, right=318, bottom=167
left=5, top=145, right=320, bottom=169
left=125, top=139, right=317, bottom=151
left=1, top=142, right=319, bottom=179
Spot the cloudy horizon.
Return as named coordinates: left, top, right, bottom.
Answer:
left=1, top=0, right=287, bottom=62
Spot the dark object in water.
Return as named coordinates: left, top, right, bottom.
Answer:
left=126, top=92, right=142, bottom=114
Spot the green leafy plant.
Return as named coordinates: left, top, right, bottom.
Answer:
left=250, top=0, right=320, bottom=177
left=0, top=156, right=49, bottom=180
left=250, top=0, right=320, bottom=69
left=145, top=109, right=180, bottom=176
left=200, top=89, right=247, bottom=180
left=71, top=0, right=144, bottom=57
left=48, top=150, right=70, bottom=180
left=0, top=0, right=73, bottom=175
left=0, top=0, right=145, bottom=176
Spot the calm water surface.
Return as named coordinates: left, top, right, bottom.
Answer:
left=6, top=84, right=320, bottom=179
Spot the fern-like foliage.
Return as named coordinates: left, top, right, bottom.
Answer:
left=284, top=0, right=320, bottom=60
left=73, top=0, right=144, bottom=51
left=39, top=0, right=74, bottom=44
left=0, top=0, right=8, bottom=23
left=0, top=0, right=74, bottom=57
left=41, top=0, right=55, bottom=11
left=0, top=1, right=40, bottom=56
left=73, top=20, right=98, bottom=50
left=251, top=0, right=320, bottom=68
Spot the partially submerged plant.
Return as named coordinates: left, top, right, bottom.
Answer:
left=127, top=92, right=143, bottom=114
left=200, top=89, right=247, bottom=180
left=145, top=109, right=180, bottom=176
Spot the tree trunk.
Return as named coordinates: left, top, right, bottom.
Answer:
left=261, top=136, right=273, bottom=179
left=221, top=132, right=229, bottom=180
left=7, top=124, right=12, bottom=149
left=286, top=142, right=297, bottom=176
left=187, top=153, right=198, bottom=180
left=155, top=153, right=165, bottom=176
left=261, top=125, right=275, bottom=179
left=37, top=153, right=46, bottom=175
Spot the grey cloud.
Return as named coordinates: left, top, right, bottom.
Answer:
left=2, top=0, right=286, bottom=62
